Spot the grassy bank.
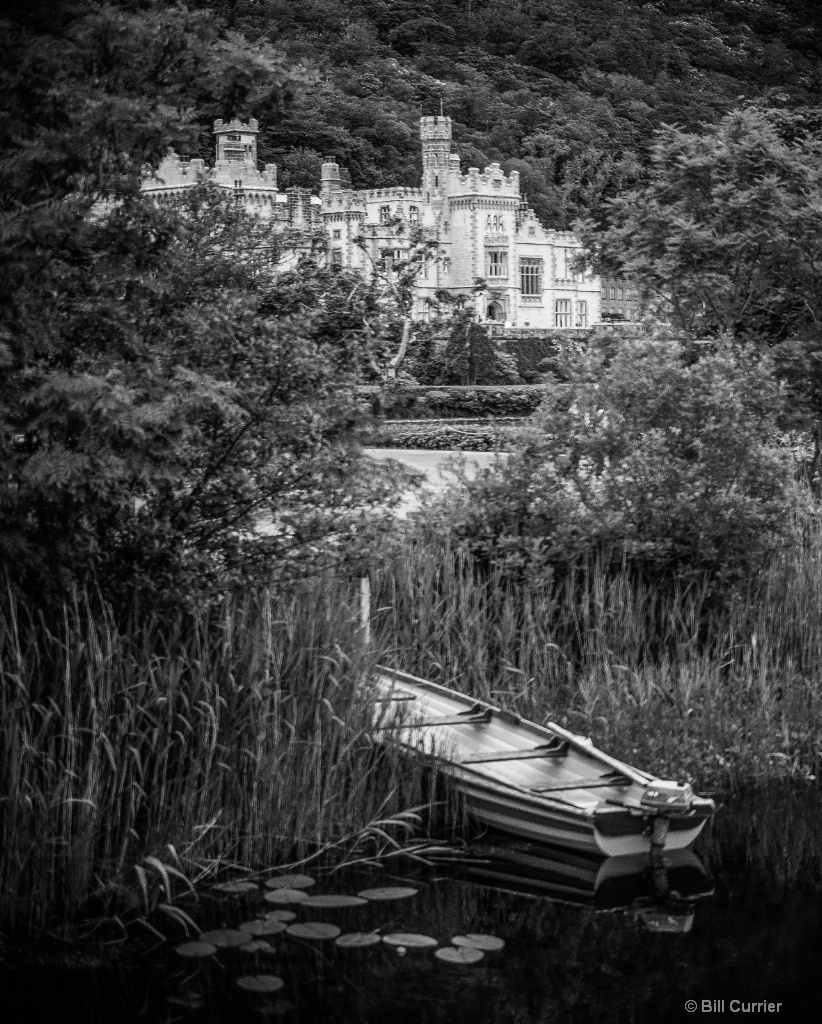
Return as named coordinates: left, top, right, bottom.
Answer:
left=4, top=517, right=822, bottom=940
left=0, top=585, right=443, bottom=940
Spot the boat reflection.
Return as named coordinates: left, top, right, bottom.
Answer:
left=426, top=835, right=714, bottom=933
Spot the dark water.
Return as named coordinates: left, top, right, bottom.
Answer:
left=5, top=787, right=822, bottom=1024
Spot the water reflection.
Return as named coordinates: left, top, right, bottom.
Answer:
left=423, top=838, right=713, bottom=932
left=4, top=785, right=821, bottom=1023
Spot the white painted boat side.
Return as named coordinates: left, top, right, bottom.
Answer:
left=369, top=666, right=715, bottom=856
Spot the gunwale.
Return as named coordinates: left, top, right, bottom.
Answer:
left=370, top=666, right=715, bottom=856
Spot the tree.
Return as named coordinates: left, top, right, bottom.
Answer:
left=582, top=109, right=822, bottom=343
left=438, top=311, right=521, bottom=385
left=429, top=337, right=793, bottom=584
left=0, top=5, right=407, bottom=608
left=350, top=217, right=442, bottom=382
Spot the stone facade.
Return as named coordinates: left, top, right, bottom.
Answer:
left=141, top=118, right=320, bottom=231
left=600, top=277, right=642, bottom=321
left=142, top=116, right=601, bottom=329
left=321, top=116, right=600, bottom=329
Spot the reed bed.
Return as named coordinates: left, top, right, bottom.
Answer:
left=5, top=513, right=822, bottom=941
left=0, top=583, right=442, bottom=939
left=372, top=523, right=822, bottom=791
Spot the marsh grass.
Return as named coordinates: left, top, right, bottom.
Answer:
left=5, top=513, right=822, bottom=941
left=372, top=522, right=822, bottom=791
left=0, top=582, right=445, bottom=939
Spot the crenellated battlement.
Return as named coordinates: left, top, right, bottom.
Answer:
left=141, top=143, right=279, bottom=194
left=321, top=190, right=368, bottom=212
left=212, top=163, right=278, bottom=190
left=419, top=115, right=452, bottom=141
left=451, top=163, right=521, bottom=197
left=363, top=187, right=427, bottom=201
left=141, top=150, right=208, bottom=191
left=321, top=186, right=428, bottom=211
left=213, top=117, right=260, bottom=134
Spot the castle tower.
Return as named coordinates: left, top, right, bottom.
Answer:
left=420, top=116, right=452, bottom=192
left=321, top=157, right=341, bottom=200
left=213, top=117, right=260, bottom=167
left=286, top=187, right=314, bottom=230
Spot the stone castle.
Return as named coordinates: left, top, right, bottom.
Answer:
left=142, top=117, right=322, bottom=232
left=143, top=116, right=607, bottom=329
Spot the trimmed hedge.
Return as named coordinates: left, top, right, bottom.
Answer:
left=372, top=421, right=517, bottom=451
left=358, top=384, right=547, bottom=420
left=496, top=335, right=560, bottom=379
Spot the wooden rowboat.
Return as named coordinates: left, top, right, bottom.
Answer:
left=370, top=667, right=715, bottom=858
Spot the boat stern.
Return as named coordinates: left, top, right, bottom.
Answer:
left=639, top=780, right=695, bottom=812
left=593, top=787, right=716, bottom=857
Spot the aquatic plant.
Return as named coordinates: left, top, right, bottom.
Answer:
left=5, top=505, right=822, bottom=943
left=0, top=581, right=444, bottom=939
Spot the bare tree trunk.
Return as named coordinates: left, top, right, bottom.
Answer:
left=386, top=315, right=412, bottom=381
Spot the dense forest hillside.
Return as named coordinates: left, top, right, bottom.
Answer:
left=190, top=0, right=821, bottom=227
left=6, top=0, right=822, bottom=229
left=4, top=0, right=822, bottom=602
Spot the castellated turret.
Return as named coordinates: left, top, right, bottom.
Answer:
left=321, top=157, right=341, bottom=200
left=213, top=117, right=261, bottom=166
left=143, top=113, right=601, bottom=329
left=420, top=116, right=452, bottom=191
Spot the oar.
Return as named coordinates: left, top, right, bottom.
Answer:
left=545, top=721, right=656, bottom=787
left=374, top=704, right=493, bottom=730
left=531, top=777, right=632, bottom=794
left=461, top=741, right=568, bottom=764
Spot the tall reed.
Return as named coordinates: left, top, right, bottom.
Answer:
left=5, top=513, right=822, bottom=940
left=372, top=525, right=822, bottom=789
left=0, top=582, right=439, bottom=938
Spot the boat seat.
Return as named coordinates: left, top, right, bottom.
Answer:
left=531, top=774, right=632, bottom=794
left=374, top=703, right=493, bottom=730
left=461, top=740, right=569, bottom=764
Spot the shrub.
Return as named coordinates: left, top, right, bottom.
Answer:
left=0, top=583, right=444, bottom=937
left=372, top=422, right=510, bottom=451
left=358, top=385, right=548, bottom=420
left=497, top=334, right=560, bottom=379
left=427, top=337, right=794, bottom=583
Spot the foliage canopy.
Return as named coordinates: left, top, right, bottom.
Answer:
left=430, top=338, right=793, bottom=583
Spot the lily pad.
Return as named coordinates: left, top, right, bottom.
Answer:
left=264, top=874, right=316, bottom=890
left=239, top=940, right=275, bottom=954
left=335, top=932, right=382, bottom=948
left=236, top=975, right=285, bottom=993
left=199, top=928, right=249, bottom=948
left=452, top=933, right=505, bottom=952
left=263, top=910, right=297, bottom=923
left=300, top=894, right=367, bottom=909
left=382, top=932, right=438, bottom=949
left=436, top=945, right=484, bottom=964
left=175, top=941, right=217, bottom=958
left=286, top=922, right=342, bottom=940
left=264, top=888, right=310, bottom=906
left=357, top=886, right=418, bottom=902
left=240, top=919, right=288, bottom=937
left=212, top=879, right=259, bottom=895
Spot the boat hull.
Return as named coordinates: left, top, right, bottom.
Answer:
left=462, top=778, right=712, bottom=857
left=371, top=666, right=715, bottom=857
